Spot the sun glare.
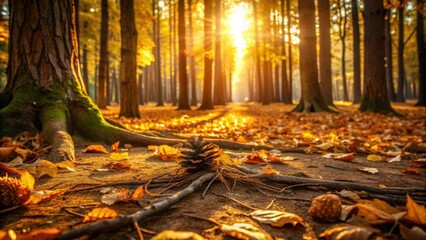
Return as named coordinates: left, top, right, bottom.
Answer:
left=227, top=3, right=251, bottom=101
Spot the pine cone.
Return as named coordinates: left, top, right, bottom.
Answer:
left=0, top=176, right=31, bottom=209
left=179, top=136, right=220, bottom=172
left=308, top=194, right=342, bottom=222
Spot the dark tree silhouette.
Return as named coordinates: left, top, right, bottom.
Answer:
left=280, top=0, right=289, bottom=104
left=177, top=0, right=190, bottom=110
left=292, top=0, right=332, bottom=112
left=395, top=2, right=406, bottom=102
left=97, top=0, right=109, bottom=109
left=153, top=0, right=164, bottom=106
left=120, top=0, right=140, bottom=117
left=188, top=0, right=197, bottom=106
left=351, top=0, right=361, bottom=104
left=385, top=5, right=396, bottom=101
left=253, top=0, right=262, bottom=102
left=360, top=0, right=395, bottom=114
left=416, top=0, right=426, bottom=106
left=213, top=0, right=226, bottom=105
left=199, top=0, right=214, bottom=110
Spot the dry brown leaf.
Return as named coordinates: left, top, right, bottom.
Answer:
left=131, top=185, right=144, bottom=201
left=404, top=194, right=426, bottom=226
left=399, top=224, right=426, bottom=240
left=356, top=203, right=395, bottom=224
left=18, top=228, right=62, bottom=240
left=82, top=207, right=118, bottom=223
left=261, top=166, right=279, bottom=175
left=148, top=145, right=182, bottom=161
left=103, top=161, right=131, bottom=171
left=0, top=147, right=16, bottom=161
left=24, top=159, right=58, bottom=178
left=101, top=188, right=131, bottom=205
left=323, top=153, right=355, bottom=162
left=359, top=199, right=402, bottom=215
left=27, top=189, right=67, bottom=205
left=152, top=230, right=205, bottom=240
left=111, top=141, right=120, bottom=152
left=83, top=145, right=108, bottom=154
left=249, top=210, right=304, bottom=227
left=401, top=168, right=420, bottom=175
left=319, top=225, right=376, bottom=240
left=215, top=149, right=240, bottom=166
left=220, top=223, right=273, bottom=240
left=245, top=152, right=267, bottom=165
left=357, top=167, right=378, bottom=175
left=339, top=205, right=358, bottom=221
left=412, top=158, right=426, bottom=167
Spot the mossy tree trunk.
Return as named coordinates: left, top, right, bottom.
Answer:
left=359, top=0, right=396, bottom=114
left=199, top=0, right=214, bottom=110
left=292, top=0, right=333, bottom=113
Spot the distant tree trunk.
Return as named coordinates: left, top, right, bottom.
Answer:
left=82, top=46, right=89, bottom=93
left=97, top=0, right=108, bottom=109
left=337, top=0, right=349, bottom=101
left=253, top=0, right=262, bottom=102
left=188, top=0, right=197, bottom=106
left=273, top=1, right=280, bottom=102
left=385, top=7, right=396, bottom=101
left=171, top=0, right=178, bottom=106
left=120, top=0, right=140, bottom=117
left=168, top=0, right=174, bottom=105
left=261, top=0, right=272, bottom=105
left=177, top=0, right=190, bottom=109
left=144, top=67, right=150, bottom=104
left=351, top=0, right=361, bottom=104
left=112, top=66, right=119, bottom=103
left=318, top=0, right=334, bottom=106
left=199, top=0, right=214, bottom=110
left=360, top=0, right=395, bottom=114
left=75, top=0, right=80, bottom=58
left=280, top=0, right=289, bottom=104
left=395, top=3, right=406, bottom=102
left=416, top=0, right=426, bottom=106
left=286, top=0, right=293, bottom=103
left=293, top=0, right=332, bottom=112
left=213, top=0, right=226, bottom=105
left=153, top=0, right=164, bottom=106
left=138, top=73, right=144, bottom=104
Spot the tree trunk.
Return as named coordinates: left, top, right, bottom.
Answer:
left=199, top=0, right=214, bottom=110
left=97, top=0, right=109, bottom=109
left=416, top=0, right=426, bottom=106
left=337, top=0, right=349, bottom=102
left=253, top=0, right=262, bottom=102
left=213, top=0, right=226, bottom=105
left=351, top=0, right=361, bottom=104
left=385, top=7, right=396, bottom=101
left=177, top=0, right=190, bottom=110
left=292, top=0, right=332, bottom=112
left=154, top=0, right=164, bottom=106
left=261, top=0, right=272, bottom=105
left=82, top=45, right=89, bottom=94
left=285, top=0, right=293, bottom=104
left=395, top=3, right=406, bottom=102
left=280, top=0, right=289, bottom=104
left=188, top=0, right=197, bottom=106
left=318, top=0, right=334, bottom=106
left=171, top=0, right=178, bottom=106
left=360, top=0, right=395, bottom=114
left=120, top=0, right=140, bottom=117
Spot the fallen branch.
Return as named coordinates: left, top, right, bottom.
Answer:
left=56, top=173, right=216, bottom=240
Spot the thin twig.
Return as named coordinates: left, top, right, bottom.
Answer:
left=213, top=193, right=258, bottom=210
left=62, top=208, right=85, bottom=218
left=202, top=174, right=219, bottom=197
left=132, top=217, right=144, bottom=240
left=0, top=205, right=21, bottom=215
left=264, top=199, right=275, bottom=210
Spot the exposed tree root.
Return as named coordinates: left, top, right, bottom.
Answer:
left=292, top=100, right=337, bottom=113
left=56, top=173, right=216, bottom=240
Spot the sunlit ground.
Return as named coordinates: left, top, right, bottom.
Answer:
left=102, top=102, right=425, bottom=156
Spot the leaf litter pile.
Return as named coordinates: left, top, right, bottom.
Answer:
left=0, top=103, right=425, bottom=240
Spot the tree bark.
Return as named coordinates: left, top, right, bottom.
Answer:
left=318, top=0, right=334, bottom=106
left=199, top=0, right=214, bottom=110
left=120, top=0, right=140, bottom=117
left=292, top=0, right=332, bottom=112
left=154, top=0, right=164, bottom=106
left=188, top=0, right=197, bottom=106
left=261, top=0, right=272, bottom=105
left=337, top=0, right=349, bottom=102
left=213, top=0, right=226, bottom=105
left=416, top=0, right=426, bottom=106
left=177, top=0, right=190, bottom=110
left=97, top=0, right=109, bottom=109
left=385, top=6, right=396, bottom=101
left=171, top=0, right=178, bottom=106
left=280, top=0, right=289, bottom=104
left=285, top=0, right=293, bottom=104
left=395, top=3, right=406, bottom=102
left=351, top=0, right=361, bottom=104
left=360, top=0, right=396, bottom=114
left=253, top=0, right=262, bottom=102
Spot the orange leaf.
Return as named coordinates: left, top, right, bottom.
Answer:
left=27, top=189, right=67, bottom=205
left=82, top=207, right=118, bottom=223
left=111, top=141, right=120, bottom=152
left=402, top=168, right=420, bottom=175
left=0, top=147, right=16, bottom=161
left=18, top=228, right=61, bottom=240
left=103, top=161, right=131, bottom=171
left=131, top=185, right=144, bottom=201
left=83, top=145, right=108, bottom=154
left=148, top=145, right=182, bottom=161
left=356, top=203, right=395, bottom=224
left=262, top=166, right=279, bottom=175
left=245, top=153, right=267, bottom=165
left=404, top=194, right=426, bottom=226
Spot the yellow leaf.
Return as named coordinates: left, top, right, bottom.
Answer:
left=82, top=207, right=118, bottom=223
left=27, top=189, right=67, bottom=205
left=319, top=225, right=376, bottom=240
left=220, top=223, right=273, bottom=240
left=215, top=149, right=239, bottom=166
left=404, top=194, right=426, bottom=226
left=83, top=145, right=108, bottom=154
left=249, top=210, right=304, bottom=227
left=367, top=154, right=382, bottom=161
left=20, top=170, right=35, bottom=190
left=148, top=145, right=182, bottom=161
left=152, top=230, right=205, bottom=240
left=109, top=151, right=129, bottom=161
left=24, top=159, right=58, bottom=178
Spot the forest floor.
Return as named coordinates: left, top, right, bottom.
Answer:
left=0, top=102, right=425, bottom=240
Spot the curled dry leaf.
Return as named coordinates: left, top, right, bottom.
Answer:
left=355, top=203, right=395, bottom=224
left=249, top=209, right=304, bottom=227
left=399, top=224, right=426, bottom=240
left=23, top=159, right=58, bottom=178
left=261, top=166, right=279, bottom=175
left=131, top=185, right=144, bottom=201
left=103, top=161, right=131, bottom=171
left=83, top=145, right=108, bottom=154
left=339, top=205, right=358, bottom=221
left=323, top=153, right=355, bottom=162
left=412, top=158, right=426, bottom=167
left=111, top=141, right=119, bottom=152
left=148, top=145, right=182, bottom=161
left=82, top=207, right=118, bottom=223
left=27, top=188, right=67, bottom=205
left=220, top=223, right=273, bottom=240
left=404, top=194, right=426, bottom=226
left=357, top=167, right=378, bottom=175
left=319, top=225, right=376, bottom=240
left=151, top=230, right=205, bottom=240
left=0, top=147, right=16, bottom=161
left=18, top=228, right=62, bottom=240
left=101, top=188, right=131, bottom=205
